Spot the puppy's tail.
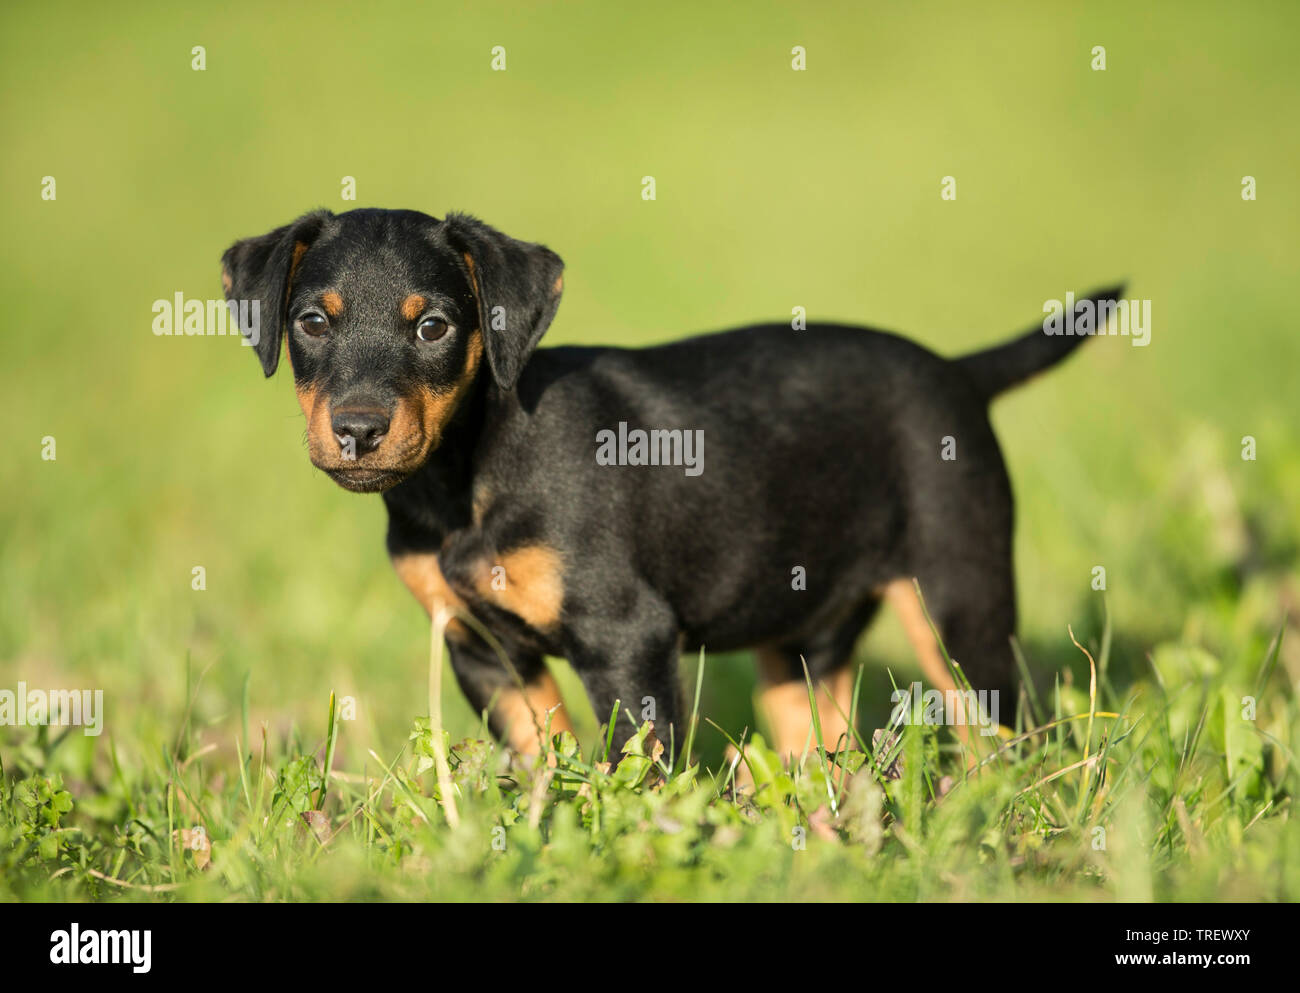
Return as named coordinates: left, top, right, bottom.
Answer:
left=956, top=284, right=1127, bottom=400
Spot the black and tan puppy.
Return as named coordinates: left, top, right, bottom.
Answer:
left=221, top=208, right=1119, bottom=759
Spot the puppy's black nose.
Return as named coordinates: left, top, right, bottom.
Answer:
left=331, top=407, right=390, bottom=456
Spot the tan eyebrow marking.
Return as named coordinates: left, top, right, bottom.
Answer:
left=322, top=291, right=343, bottom=316
left=400, top=294, right=426, bottom=321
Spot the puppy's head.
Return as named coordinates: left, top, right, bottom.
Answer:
left=221, top=208, right=564, bottom=492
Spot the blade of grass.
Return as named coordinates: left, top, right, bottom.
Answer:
left=1068, top=624, right=1099, bottom=821
left=315, top=690, right=340, bottom=811
left=677, top=646, right=707, bottom=775
left=1011, top=635, right=1042, bottom=727
left=1252, top=620, right=1285, bottom=701
left=601, top=699, right=620, bottom=764
left=428, top=606, right=460, bottom=828
left=801, top=657, right=838, bottom=814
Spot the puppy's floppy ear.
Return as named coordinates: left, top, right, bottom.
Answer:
left=444, top=213, right=564, bottom=392
left=220, top=210, right=332, bottom=377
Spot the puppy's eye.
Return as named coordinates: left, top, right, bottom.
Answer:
left=298, top=312, right=328, bottom=336
left=416, top=317, right=451, bottom=342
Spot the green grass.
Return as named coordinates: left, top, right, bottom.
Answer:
left=2, top=610, right=1295, bottom=901
left=2, top=0, right=1299, bottom=901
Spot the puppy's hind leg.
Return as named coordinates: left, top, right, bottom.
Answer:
left=753, top=599, right=880, bottom=764
left=884, top=564, right=1018, bottom=744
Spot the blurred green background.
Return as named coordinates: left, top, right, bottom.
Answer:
left=2, top=0, right=1297, bottom=772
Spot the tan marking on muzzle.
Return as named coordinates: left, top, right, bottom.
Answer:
left=298, top=325, right=483, bottom=471
left=295, top=382, right=320, bottom=424
left=297, top=383, right=348, bottom=467
left=390, top=326, right=484, bottom=453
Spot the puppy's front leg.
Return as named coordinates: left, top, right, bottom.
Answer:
left=567, top=595, right=682, bottom=761
left=445, top=635, right=575, bottom=754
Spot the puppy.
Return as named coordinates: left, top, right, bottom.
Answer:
left=222, top=208, right=1118, bottom=759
